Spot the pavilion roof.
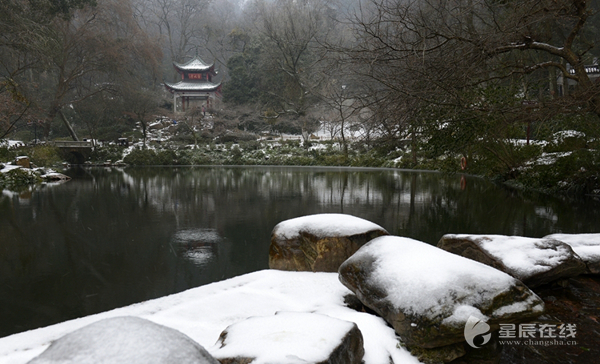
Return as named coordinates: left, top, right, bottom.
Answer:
left=164, top=80, right=221, bottom=92
left=173, top=56, right=214, bottom=72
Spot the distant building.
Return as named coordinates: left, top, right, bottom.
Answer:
left=164, top=56, right=222, bottom=113
left=557, top=61, right=600, bottom=96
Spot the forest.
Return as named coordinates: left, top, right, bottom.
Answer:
left=1, top=0, right=600, bottom=194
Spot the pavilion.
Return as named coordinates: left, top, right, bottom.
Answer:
left=164, top=56, right=222, bottom=113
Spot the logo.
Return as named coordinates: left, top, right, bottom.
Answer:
left=464, top=316, right=491, bottom=348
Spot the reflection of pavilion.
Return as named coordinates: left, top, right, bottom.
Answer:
left=171, top=229, right=221, bottom=266
left=164, top=56, right=222, bottom=113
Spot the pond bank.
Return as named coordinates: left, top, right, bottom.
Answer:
left=2, top=140, right=599, bottom=198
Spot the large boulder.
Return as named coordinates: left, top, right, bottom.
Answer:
left=269, top=213, right=388, bottom=272
left=438, top=234, right=588, bottom=287
left=338, top=236, right=544, bottom=349
left=544, top=233, right=600, bottom=274
left=15, top=156, right=31, bottom=168
left=211, top=311, right=364, bottom=364
left=27, top=316, right=219, bottom=364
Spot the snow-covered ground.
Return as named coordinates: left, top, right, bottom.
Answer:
left=0, top=164, right=22, bottom=174
left=0, top=140, right=25, bottom=148
left=0, top=270, right=420, bottom=364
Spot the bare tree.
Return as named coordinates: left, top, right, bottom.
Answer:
left=138, top=0, right=212, bottom=77
left=253, top=0, right=333, bottom=116
left=318, top=82, right=362, bottom=158
left=348, top=0, right=600, bottom=117
left=1, top=0, right=161, bottom=140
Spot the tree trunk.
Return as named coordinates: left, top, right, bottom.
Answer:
left=59, top=110, right=79, bottom=141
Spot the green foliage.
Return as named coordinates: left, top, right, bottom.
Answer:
left=28, top=145, right=62, bottom=167
left=155, top=150, right=185, bottom=165
left=470, top=143, right=543, bottom=179
left=350, top=151, right=386, bottom=167
left=223, top=52, right=261, bottom=105
left=1, top=144, right=60, bottom=167
left=215, top=131, right=258, bottom=143
left=514, top=149, right=600, bottom=195
left=90, top=145, right=125, bottom=163
left=0, top=168, right=40, bottom=191
left=93, top=120, right=137, bottom=142
left=0, top=145, right=17, bottom=162
left=122, top=148, right=157, bottom=165
left=240, top=140, right=261, bottom=151
left=122, top=148, right=192, bottom=166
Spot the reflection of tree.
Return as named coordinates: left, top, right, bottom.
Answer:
left=2, top=167, right=600, bottom=337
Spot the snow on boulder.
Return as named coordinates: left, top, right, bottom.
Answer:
left=438, top=234, right=587, bottom=287
left=338, top=236, right=544, bottom=349
left=544, top=233, right=600, bottom=274
left=211, top=311, right=364, bottom=364
left=269, top=213, right=388, bottom=272
left=15, top=156, right=30, bottom=168
left=39, top=169, right=71, bottom=182
left=27, top=316, right=219, bottom=364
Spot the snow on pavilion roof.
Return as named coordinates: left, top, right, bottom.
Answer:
left=164, top=80, right=221, bottom=92
left=173, top=56, right=214, bottom=72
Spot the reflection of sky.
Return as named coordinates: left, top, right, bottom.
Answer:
left=172, top=229, right=221, bottom=266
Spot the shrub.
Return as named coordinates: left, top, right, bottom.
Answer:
left=123, top=148, right=157, bottom=165
left=0, top=168, right=41, bottom=191
left=155, top=150, right=179, bottom=165
left=90, top=145, right=125, bottom=163
left=0, top=145, right=16, bottom=162
left=240, top=140, right=261, bottom=151
left=515, top=149, right=600, bottom=194
left=29, top=145, right=62, bottom=167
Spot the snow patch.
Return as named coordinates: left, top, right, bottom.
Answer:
left=451, top=234, right=571, bottom=277
left=272, top=213, right=386, bottom=240
left=27, top=316, right=217, bottom=364
left=351, top=236, right=519, bottom=321
left=212, top=312, right=357, bottom=363
left=544, top=233, right=600, bottom=262
left=0, top=270, right=419, bottom=364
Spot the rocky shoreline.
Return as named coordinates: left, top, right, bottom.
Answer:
left=269, top=214, right=600, bottom=364
left=0, top=156, right=70, bottom=192
left=3, top=213, right=599, bottom=364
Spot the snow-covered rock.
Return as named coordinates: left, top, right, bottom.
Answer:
left=438, top=234, right=587, bottom=287
left=41, top=172, right=70, bottom=182
left=338, top=236, right=544, bottom=349
left=27, top=316, right=219, bottom=364
left=544, top=233, right=600, bottom=274
left=212, top=312, right=364, bottom=364
left=269, top=214, right=388, bottom=272
left=38, top=168, right=71, bottom=182
left=15, top=156, right=30, bottom=168
left=0, top=271, right=419, bottom=364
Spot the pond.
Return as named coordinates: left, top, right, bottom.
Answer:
left=1, top=166, right=599, bottom=338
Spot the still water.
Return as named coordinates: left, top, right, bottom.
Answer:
left=1, top=166, right=600, bottom=337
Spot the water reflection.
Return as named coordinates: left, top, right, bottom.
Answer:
left=172, top=229, right=221, bottom=267
left=1, top=166, right=599, bottom=337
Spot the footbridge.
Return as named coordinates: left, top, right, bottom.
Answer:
left=53, top=140, right=93, bottom=164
